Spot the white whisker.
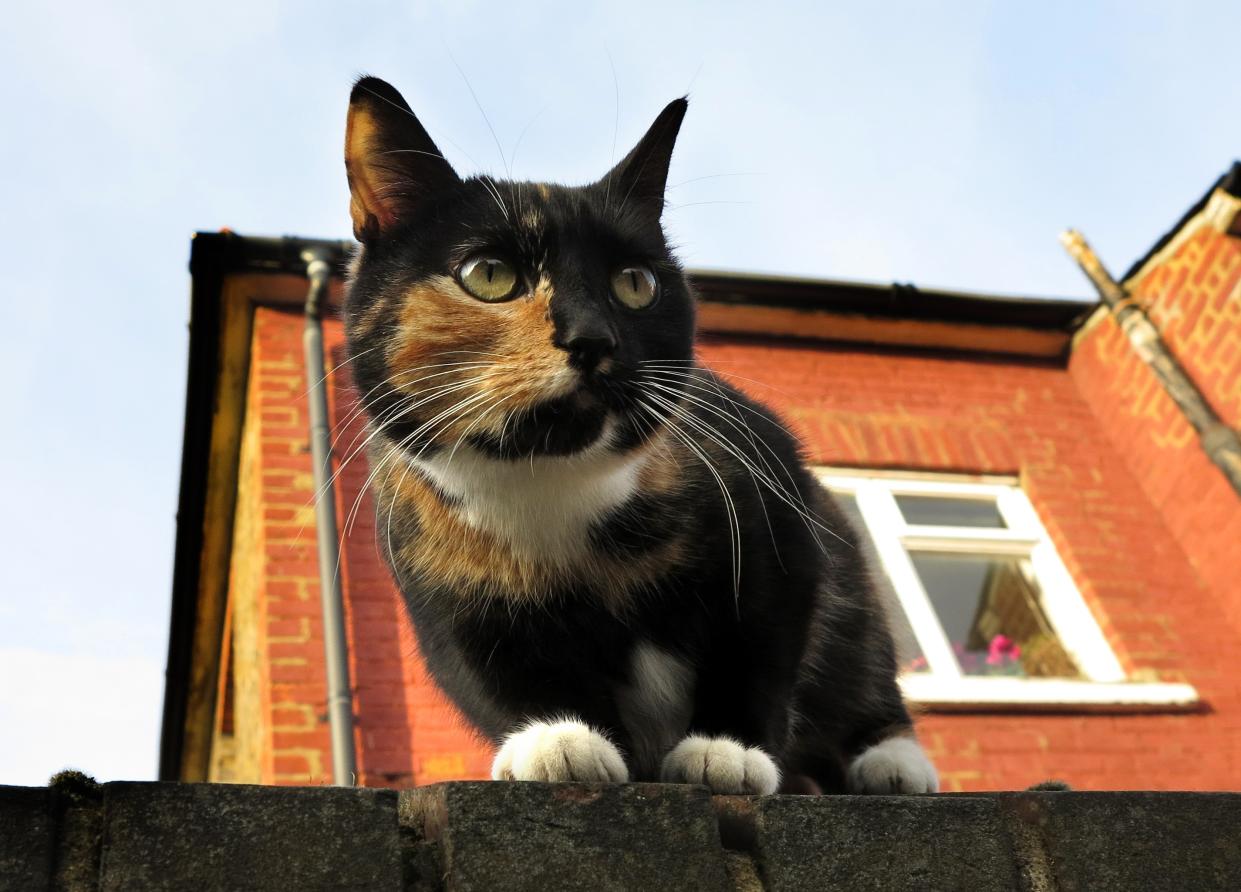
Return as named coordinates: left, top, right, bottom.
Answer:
left=635, top=397, right=742, bottom=605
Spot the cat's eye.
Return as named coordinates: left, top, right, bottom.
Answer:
left=457, top=255, right=521, bottom=302
left=610, top=264, right=658, bottom=310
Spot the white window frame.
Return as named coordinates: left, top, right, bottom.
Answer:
left=817, top=468, right=1198, bottom=711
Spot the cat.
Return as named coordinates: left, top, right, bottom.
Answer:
left=341, top=75, right=938, bottom=795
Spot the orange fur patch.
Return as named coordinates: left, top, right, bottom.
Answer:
left=386, top=276, right=573, bottom=446
left=345, top=106, right=394, bottom=237
left=637, top=428, right=684, bottom=496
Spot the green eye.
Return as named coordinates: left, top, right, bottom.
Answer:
left=458, top=255, right=520, bottom=302
left=610, top=264, right=658, bottom=309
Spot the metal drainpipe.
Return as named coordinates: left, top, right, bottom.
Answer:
left=302, top=248, right=358, bottom=786
left=1060, top=230, right=1241, bottom=498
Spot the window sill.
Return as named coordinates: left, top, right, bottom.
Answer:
left=900, top=676, right=1201, bottom=714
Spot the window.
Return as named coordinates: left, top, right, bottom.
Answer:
left=818, top=469, right=1198, bottom=710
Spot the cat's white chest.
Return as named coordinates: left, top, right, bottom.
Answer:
left=411, top=431, right=648, bottom=567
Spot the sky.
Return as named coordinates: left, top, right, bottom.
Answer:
left=0, top=1, right=1238, bottom=786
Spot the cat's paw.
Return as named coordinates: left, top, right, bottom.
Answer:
left=660, top=735, right=780, bottom=795
left=491, top=718, right=629, bottom=783
left=847, top=736, right=939, bottom=794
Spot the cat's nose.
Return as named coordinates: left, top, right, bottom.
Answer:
left=563, top=331, right=617, bottom=372
left=555, top=318, right=617, bottom=372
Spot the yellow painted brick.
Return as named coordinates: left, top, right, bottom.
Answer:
left=268, top=617, right=312, bottom=644
left=273, top=747, right=327, bottom=777
left=270, top=702, right=318, bottom=732
left=1153, top=424, right=1195, bottom=450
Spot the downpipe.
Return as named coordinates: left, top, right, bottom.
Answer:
left=302, top=248, right=358, bottom=786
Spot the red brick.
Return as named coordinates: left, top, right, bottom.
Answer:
left=272, top=755, right=313, bottom=775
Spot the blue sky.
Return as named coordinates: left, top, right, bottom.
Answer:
left=1, top=2, right=1237, bottom=785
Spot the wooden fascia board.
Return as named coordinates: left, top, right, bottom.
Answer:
left=696, top=302, right=1070, bottom=359
left=245, top=279, right=1070, bottom=359
left=177, top=275, right=256, bottom=781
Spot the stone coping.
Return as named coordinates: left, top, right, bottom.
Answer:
left=2, top=775, right=1239, bottom=890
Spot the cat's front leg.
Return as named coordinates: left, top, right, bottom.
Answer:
left=491, top=717, right=629, bottom=783
left=658, top=676, right=787, bottom=795
left=656, top=630, right=798, bottom=795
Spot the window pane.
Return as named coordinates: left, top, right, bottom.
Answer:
left=895, top=494, right=1006, bottom=528
left=908, top=552, right=1081, bottom=678
left=833, top=493, right=928, bottom=674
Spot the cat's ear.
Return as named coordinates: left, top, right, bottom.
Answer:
left=345, top=76, right=460, bottom=242
left=601, top=97, right=688, bottom=221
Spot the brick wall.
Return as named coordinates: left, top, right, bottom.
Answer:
left=231, top=283, right=1240, bottom=791
left=223, top=309, right=330, bottom=784
left=1070, top=211, right=1241, bottom=637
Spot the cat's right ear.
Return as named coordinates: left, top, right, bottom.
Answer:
left=599, top=97, right=688, bottom=223
left=345, top=76, right=459, bottom=243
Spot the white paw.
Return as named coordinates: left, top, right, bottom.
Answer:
left=847, top=736, right=939, bottom=794
left=491, top=719, right=629, bottom=783
left=660, top=735, right=780, bottom=795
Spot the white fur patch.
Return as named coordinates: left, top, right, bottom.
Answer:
left=412, top=420, right=647, bottom=567
left=491, top=718, right=629, bottom=783
left=847, top=736, right=939, bottom=794
left=660, top=735, right=780, bottom=795
left=616, top=642, right=693, bottom=776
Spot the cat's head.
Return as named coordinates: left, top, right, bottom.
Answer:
left=342, top=76, right=694, bottom=462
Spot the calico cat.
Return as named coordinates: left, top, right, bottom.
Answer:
left=341, top=76, right=938, bottom=795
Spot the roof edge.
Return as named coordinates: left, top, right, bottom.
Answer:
left=185, top=230, right=1094, bottom=331
left=1120, top=161, right=1241, bottom=284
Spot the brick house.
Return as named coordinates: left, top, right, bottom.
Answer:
left=160, top=164, right=1241, bottom=792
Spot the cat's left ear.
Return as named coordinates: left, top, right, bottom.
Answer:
left=346, top=76, right=460, bottom=242
left=600, top=97, right=688, bottom=221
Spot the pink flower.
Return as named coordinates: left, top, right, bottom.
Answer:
left=986, top=634, right=1021, bottom=665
